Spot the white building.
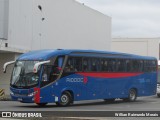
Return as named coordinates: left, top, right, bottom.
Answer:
left=112, top=38, right=159, bottom=60
left=0, top=0, right=111, bottom=95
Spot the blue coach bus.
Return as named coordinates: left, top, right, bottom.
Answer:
left=3, top=49, right=157, bottom=106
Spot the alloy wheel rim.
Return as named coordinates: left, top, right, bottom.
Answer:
left=61, top=94, right=68, bottom=103
left=130, top=90, right=135, bottom=100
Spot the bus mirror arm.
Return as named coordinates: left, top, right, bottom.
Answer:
left=33, top=60, right=50, bottom=73
left=3, top=61, right=16, bottom=73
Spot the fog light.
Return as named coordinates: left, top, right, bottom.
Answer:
left=10, top=91, right=14, bottom=95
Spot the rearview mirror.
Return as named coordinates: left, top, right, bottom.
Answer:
left=3, top=61, right=15, bottom=73
left=33, top=60, right=50, bottom=73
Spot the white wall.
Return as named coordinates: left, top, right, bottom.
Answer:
left=112, top=38, right=159, bottom=60
left=0, top=0, right=4, bottom=38
left=0, top=0, right=9, bottom=39
left=8, top=0, right=33, bottom=50
left=7, top=0, right=111, bottom=51
left=0, top=0, right=111, bottom=95
left=0, top=0, right=5, bottom=38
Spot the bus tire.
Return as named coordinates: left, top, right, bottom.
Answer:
left=128, top=89, right=137, bottom=102
left=157, top=94, right=160, bottom=97
left=36, top=103, right=48, bottom=107
left=104, top=98, right=115, bottom=103
left=57, top=91, right=72, bottom=106
left=122, top=98, right=128, bottom=102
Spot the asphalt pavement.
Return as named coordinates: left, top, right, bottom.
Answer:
left=0, top=95, right=160, bottom=119
left=1, top=95, right=160, bottom=111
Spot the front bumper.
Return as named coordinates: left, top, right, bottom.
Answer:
left=10, top=94, right=34, bottom=103
left=10, top=87, right=39, bottom=103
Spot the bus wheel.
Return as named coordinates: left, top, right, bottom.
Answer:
left=157, top=94, right=160, bottom=97
left=104, top=99, right=115, bottom=103
left=57, top=91, right=72, bottom=106
left=36, top=103, right=48, bottom=107
left=128, top=89, right=137, bottom=102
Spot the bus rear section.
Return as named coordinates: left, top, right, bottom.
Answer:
left=54, top=56, right=157, bottom=104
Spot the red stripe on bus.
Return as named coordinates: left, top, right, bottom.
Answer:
left=77, top=72, right=143, bottom=78
left=34, top=87, right=40, bottom=103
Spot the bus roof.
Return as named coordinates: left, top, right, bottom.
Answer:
left=17, top=49, right=157, bottom=61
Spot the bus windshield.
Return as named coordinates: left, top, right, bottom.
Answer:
left=11, top=61, right=39, bottom=88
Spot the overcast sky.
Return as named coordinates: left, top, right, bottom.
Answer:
left=76, top=0, right=160, bottom=38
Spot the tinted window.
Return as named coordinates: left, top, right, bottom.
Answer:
left=82, top=58, right=91, bottom=72
left=126, top=60, right=133, bottom=72
left=144, top=60, right=157, bottom=72
left=132, top=60, right=144, bottom=72
left=116, top=59, right=126, bottom=72
left=101, top=58, right=109, bottom=71
left=91, top=58, right=101, bottom=72
left=151, top=60, right=157, bottom=71
left=64, top=56, right=156, bottom=73
left=108, top=59, right=116, bottom=72
left=64, top=57, right=82, bottom=72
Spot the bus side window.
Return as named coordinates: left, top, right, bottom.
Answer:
left=83, top=58, right=88, bottom=71
left=108, top=59, right=116, bottom=72
left=64, top=58, right=73, bottom=72
left=144, top=60, right=152, bottom=72
left=83, top=58, right=91, bottom=72
left=91, top=58, right=97, bottom=71
left=101, top=59, right=108, bottom=71
left=144, top=60, right=147, bottom=72
left=151, top=60, right=157, bottom=72
left=126, top=60, right=132, bottom=72
left=139, top=60, right=144, bottom=72
left=91, top=58, right=101, bottom=72
left=132, top=60, right=140, bottom=72
left=126, top=59, right=144, bottom=72
left=64, top=57, right=82, bottom=72
left=116, top=59, right=126, bottom=72
left=96, top=58, right=101, bottom=71
left=74, top=57, right=82, bottom=71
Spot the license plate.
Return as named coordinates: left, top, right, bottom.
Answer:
left=18, top=98, right=22, bottom=101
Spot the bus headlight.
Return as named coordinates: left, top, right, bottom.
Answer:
left=10, top=91, right=14, bottom=95
left=28, top=91, right=38, bottom=97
